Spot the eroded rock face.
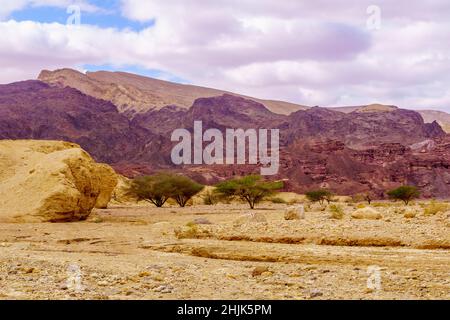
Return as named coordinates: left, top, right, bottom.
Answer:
left=0, top=140, right=117, bottom=222
left=95, top=164, right=119, bottom=209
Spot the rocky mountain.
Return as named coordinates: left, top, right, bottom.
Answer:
left=38, top=68, right=450, bottom=132
left=1, top=78, right=448, bottom=197
left=334, top=104, right=450, bottom=133
left=38, top=68, right=306, bottom=116
left=419, top=110, right=450, bottom=133
left=0, top=80, right=170, bottom=166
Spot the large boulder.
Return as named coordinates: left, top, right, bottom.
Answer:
left=0, top=140, right=118, bottom=222
left=95, top=164, right=119, bottom=209
left=351, top=207, right=383, bottom=220
left=110, top=175, right=138, bottom=204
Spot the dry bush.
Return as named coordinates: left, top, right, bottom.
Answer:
left=270, top=197, right=287, bottom=204
left=304, top=203, right=311, bottom=212
left=393, top=207, right=406, bottom=215
left=350, top=194, right=365, bottom=203
left=202, top=190, right=219, bottom=205
left=329, top=204, right=344, bottom=219
left=371, top=202, right=391, bottom=208
left=404, top=211, right=416, bottom=219
left=423, top=201, right=449, bottom=216
left=174, top=224, right=211, bottom=239
left=356, top=203, right=366, bottom=209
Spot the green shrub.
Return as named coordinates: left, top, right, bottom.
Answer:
left=127, top=174, right=174, bottom=207
left=305, top=189, right=334, bottom=204
left=387, top=186, right=420, bottom=205
left=215, top=175, right=283, bottom=209
left=127, top=173, right=204, bottom=207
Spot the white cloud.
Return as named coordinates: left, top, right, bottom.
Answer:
left=0, top=0, right=101, bottom=20
left=0, top=0, right=449, bottom=112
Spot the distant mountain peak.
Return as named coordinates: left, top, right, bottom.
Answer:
left=38, top=68, right=307, bottom=116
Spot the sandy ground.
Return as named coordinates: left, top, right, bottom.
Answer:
left=0, top=203, right=449, bottom=300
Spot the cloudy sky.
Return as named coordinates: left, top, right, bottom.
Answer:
left=1, top=0, right=450, bottom=111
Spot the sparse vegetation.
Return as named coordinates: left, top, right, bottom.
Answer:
left=351, top=192, right=375, bottom=204
left=127, top=174, right=174, bottom=207
left=371, top=202, right=391, bottom=208
left=305, top=189, right=334, bottom=205
left=329, top=204, right=344, bottom=219
left=423, top=201, right=449, bottom=216
left=127, top=173, right=204, bottom=207
left=270, top=197, right=287, bottom=204
left=215, top=175, right=283, bottom=209
left=202, top=190, right=219, bottom=205
left=387, top=185, right=420, bottom=205
left=287, top=199, right=300, bottom=205
left=363, top=192, right=375, bottom=205
left=168, top=175, right=204, bottom=207
left=350, top=194, right=365, bottom=203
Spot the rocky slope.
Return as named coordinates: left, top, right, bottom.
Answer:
left=0, top=79, right=448, bottom=197
left=0, top=80, right=169, bottom=166
left=0, top=140, right=117, bottom=222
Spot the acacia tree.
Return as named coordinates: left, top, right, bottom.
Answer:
left=168, top=175, right=204, bottom=207
left=305, top=189, right=334, bottom=205
left=363, top=193, right=373, bottom=205
left=387, top=185, right=420, bottom=205
left=215, top=175, right=283, bottom=209
left=128, top=174, right=175, bottom=207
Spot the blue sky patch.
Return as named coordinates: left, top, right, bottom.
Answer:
left=10, top=1, right=153, bottom=32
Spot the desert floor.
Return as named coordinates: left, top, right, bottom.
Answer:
left=0, top=203, right=449, bottom=300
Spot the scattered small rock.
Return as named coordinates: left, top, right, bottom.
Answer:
left=154, top=285, right=173, bottom=293
left=404, top=211, right=417, bottom=219
left=252, top=266, right=269, bottom=277
left=309, top=289, right=323, bottom=298
left=192, top=218, right=213, bottom=225
left=97, top=280, right=109, bottom=286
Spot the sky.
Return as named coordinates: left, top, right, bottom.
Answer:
left=0, top=0, right=450, bottom=112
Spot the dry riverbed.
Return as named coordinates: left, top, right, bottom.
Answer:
left=0, top=203, right=449, bottom=300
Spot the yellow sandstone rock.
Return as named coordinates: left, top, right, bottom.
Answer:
left=351, top=207, right=383, bottom=220
left=0, top=140, right=117, bottom=222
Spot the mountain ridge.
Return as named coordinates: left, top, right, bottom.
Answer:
left=38, top=68, right=450, bottom=133
left=1, top=79, right=449, bottom=197
left=38, top=68, right=307, bottom=116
